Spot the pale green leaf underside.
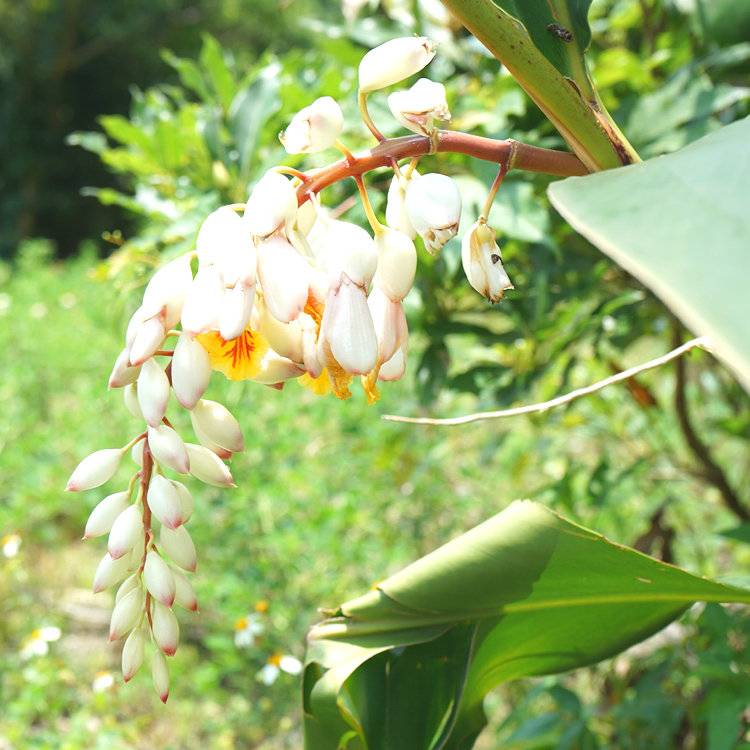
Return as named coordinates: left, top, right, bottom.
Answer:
left=548, top=117, right=750, bottom=392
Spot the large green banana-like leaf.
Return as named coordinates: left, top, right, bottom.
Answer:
left=548, top=116, right=750, bottom=393
left=303, top=501, right=750, bottom=749
left=438, top=0, right=640, bottom=170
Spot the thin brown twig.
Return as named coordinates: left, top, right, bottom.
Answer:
left=383, top=336, right=712, bottom=426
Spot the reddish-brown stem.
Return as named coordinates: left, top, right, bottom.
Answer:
left=297, top=130, right=588, bottom=204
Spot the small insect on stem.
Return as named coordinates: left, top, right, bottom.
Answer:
left=547, top=23, right=573, bottom=42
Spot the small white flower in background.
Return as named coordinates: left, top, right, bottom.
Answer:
left=234, top=612, right=266, bottom=648
left=461, top=219, right=514, bottom=303
left=92, top=670, right=115, bottom=693
left=257, top=653, right=303, bottom=685
left=358, top=36, right=437, bottom=94
left=404, top=172, right=461, bottom=254
left=2, top=533, right=21, bottom=558
left=388, top=78, right=450, bottom=137
left=280, top=96, right=344, bottom=154
left=19, top=626, right=62, bottom=659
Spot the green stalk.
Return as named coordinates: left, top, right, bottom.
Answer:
left=439, top=0, right=640, bottom=171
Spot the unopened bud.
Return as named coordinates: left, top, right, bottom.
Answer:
left=109, top=587, right=145, bottom=642
left=122, top=627, right=146, bottom=682
left=185, top=443, right=235, bottom=488
left=170, top=565, right=198, bottom=612
left=180, top=266, right=223, bottom=337
left=387, top=78, right=450, bottom=137
left=84, top=490, right=131, bottom=539
left=171, top=334, right=211, bottom=409
left=151, top=600, right=180, bottom=656
left=147, top=475, right=185, bottom=530
left=66, top=448, right=123, bottom=492
left=385, top=173, right=418, bottom=238
left=143, top=549, right=176, bottom=607
left=374, top=228, right=417, bottom=302
left=141, top=254, right=193, bottom=331
left=256, top=237, right=311, bottom=323
left=147, top=424, right=190, bottom=475
left=190, top=400, right=245, bottom=454
left=159, top=524, right=197, bottom=572
left=244, top=171, right=298, bottom=239
left=93, top=552, right=132, bottom=593
left=358, top=37, right=437, bottom=94
left=123, top=383, right=144, bottom=420
left=137, top=358, right=171, bottom=428
left=280, top=96, right=343, bottom=154
left=108, top=348, right=140, bottom=389
left=326, top=221, right=378, bottom=290
left=108, top=504, right=144, bottom=560
left=170, top=480, right=194, bottom=524
left=152, top=648, right=170, bottom=703
left=461, top=220, right=514, bottom=303
left=405, top=173, right=461, bottom=254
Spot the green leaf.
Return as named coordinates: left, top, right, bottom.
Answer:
left=548, top=117, right=750, bottom=393
left=304, top=501, right=750, bottom=750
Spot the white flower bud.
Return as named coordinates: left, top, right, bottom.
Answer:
left=141, top=254, right=194, bottom=330
left=122, top=627, right=146, bottom=682
left=131, top=439, right=145, bottom=468
left=151, top=600, right=180, bottom=656
left=244, top=171, right=298, bottom=238
left=184, top=443, right=235, bottom=488
left=109, top=587, right=145, bottom=642
left=404, top=173, right=461, bottom=254
left=159, top=524, right=197, bottom=573
left=250, top=351, right=305, bottom=385
left=379, top=344, right=407, bottom=381
left=358, top=36, right=437, bottom=94
left=93, top=551, right=132, bottom=593
left=256, top=299, right=304, bottom=363
left=137, top=358, right=171, bottom=428
left=198, top=207, right=256, bottom=289
left=115, top=573, right=139, bottom=604
left=143, top=549, right=176, bottom=607
left=374, top=227, right=417, bottom=302
left=281, top=96, right=344, bottom=154
left=170, top=480, right=194, bottom=524
left=388, top=78, right=450, bottom=136
left=294, top=197, right=318, bottom=237
left=147, top=475, right=185, bottom=530
left=147, top=424, right=190, bottom=475
left=170, top=565, right=198, bottom=612
left=108, top=504, right=144, bottom=560
left=367, top=283, right=408, bottom=364
left=152, top=649, right=170, bottom=703
left=256, top=236, right=311, bottom=323
left=180, top=266, right=223, bottom=337
left=84, top=490, right=131, bottom=539
left=320, top=277, right=378, bottom=375
left=129, top=312, right=167, bottom=368
left=461, top=220, right=514, bottom=303
left=326, top=221, right=378, bottom=290
left=171, top=334, right=211, bottom=409
left=385, top=173, right=418, bottom=238
left=219, top=281, right=254, bottom=341
left=123, top=383, right=144, bottom=420
left=108, top=348, right=140, bottom=389
left=66, top=448, right=123, bottom=492
left=190, top=399, right=244, bottom=454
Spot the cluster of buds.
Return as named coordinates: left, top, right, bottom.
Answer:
left=67, top=33, right=515, bottom=701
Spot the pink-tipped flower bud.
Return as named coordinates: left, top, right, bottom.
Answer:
left=108, top=348, right=141, bottom=389
left=326, top=221, right=378, bottom=290
left=147, top=425, right=190, bottom=475
left=137, top=358, right=171, bottom=428
left=379, top=344, right=407, bottom=381
left=190, top=399, right=244, bottom=454
left=109, top=587, right=145, bottom=642
left=115, top=573, right=139, bottom=603
left=128, top=312, right=167, bottom=368
left=84, top=490, right=131, bottom=539
left=405, top=173, right=461, bottom=254
left=143, top=549, right=176, bottom=607
left=319, top=277, right=378, bottom=375
left=184, top=443, right=235, bottom=488
left=159, top=524, right=197, bottom=572
left=93, top=551, right=132, bottom=593
left=66, top=448, right=123, bottom=492
left=358, top=36, right=437, bottom=94
left=244, top=171, right=298, bottom=239
left=256, top=236, right=311, bottom=323
left=170, top=480, right=194, bottom=524
left=152, top=649, right=170, bottom=703
left=374, top=227, right=417, bottom=302
left=387, top=78, right=450, bottom=137
left=280, top=96, right=344, bottom=154
left=108, top=504, right=144, bottom=560
left=461, top=220, right=514, bottom=303
left=141, top=253, right=194, bottom=331
left=122, top=627, right=146, bottom=682
left=123, top=383, right=144, bottom=420
left=171, top=333, right=212, bottom=409
left=147, top=475, right=185, bottom=530
left=151, top=600, right=180, bottom=656
left=170, top=565, right=198, bottom=612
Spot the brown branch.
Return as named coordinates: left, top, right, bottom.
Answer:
left=672, top=324, right=749, bottom=521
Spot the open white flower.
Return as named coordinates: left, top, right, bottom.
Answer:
left=461, top=220, right=514, bottom=303
left=257, top=653, right=303, bottom=685
left=280, top=96, right=343, bottom=154
left=388, top=78, right=450, bottom=137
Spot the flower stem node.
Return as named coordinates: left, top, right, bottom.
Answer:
left=358, top=36, right=437, bottom=94
left=280, top=96, right=344, bottom=154
left=461, top=220, right=514, bottom=303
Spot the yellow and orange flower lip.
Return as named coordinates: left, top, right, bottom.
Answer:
left=196, top=327, right=270, bottom=382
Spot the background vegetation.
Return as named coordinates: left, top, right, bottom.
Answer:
left=1, top=0, right=749, bottom=748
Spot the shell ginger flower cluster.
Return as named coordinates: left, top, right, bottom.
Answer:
left=66, top=34, right=515, bottom=702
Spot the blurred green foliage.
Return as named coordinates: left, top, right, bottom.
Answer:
left=1, top=0, right=749, bottom=747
